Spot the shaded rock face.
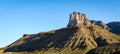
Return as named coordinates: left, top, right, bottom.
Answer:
left=107, top=22, right=120, bottom=35
left=67, top=12, right=91, bottom=28
left=90, top=20, right=109, bottom=29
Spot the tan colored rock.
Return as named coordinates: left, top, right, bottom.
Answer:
left=67, top=12, right=91, bottom=28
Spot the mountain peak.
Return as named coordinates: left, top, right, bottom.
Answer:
left=2, top=12, right=120, bottom=54
left=67, top=12, right=91, bottom=28
left=67, top=12, right=109, bottom=29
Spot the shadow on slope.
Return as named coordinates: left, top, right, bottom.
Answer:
left=87, top=43, right=120, bottom=54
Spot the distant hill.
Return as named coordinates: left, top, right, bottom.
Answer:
left=107, top=22, right=120, bottom=35
left=2, top=12, right=120, bottom=54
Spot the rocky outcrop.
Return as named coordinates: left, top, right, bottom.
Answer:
left=67, top=12, right=109, bottom=30
left=90, top=20, right=109, bottom=29
left=67, top=12, right=91, bottom=28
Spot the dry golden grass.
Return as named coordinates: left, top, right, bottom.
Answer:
left=2, top=48, right=87, bottom=54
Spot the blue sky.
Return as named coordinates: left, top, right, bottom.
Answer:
left=0, top=0, right=120, bottom=47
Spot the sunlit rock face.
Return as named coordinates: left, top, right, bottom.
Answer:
left=67, top=12, right=109, bottom=30
left=67, top=12, right=91, bottom=28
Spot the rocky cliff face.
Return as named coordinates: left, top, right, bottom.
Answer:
left=67, top=12, right=91, bottom=28
left=67, top=12, right=109, bottom=30
left=90, top=20, right=109, bottom=29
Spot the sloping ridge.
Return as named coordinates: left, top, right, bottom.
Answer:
left=4, top=25, right=120, bottom=54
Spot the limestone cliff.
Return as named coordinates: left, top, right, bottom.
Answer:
left=67, top=12, right=91, bottom=27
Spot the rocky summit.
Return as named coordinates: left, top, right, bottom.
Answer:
left=67, top=12, right=109, bottom=30
left=1, top=12, right=120, bottom=54
left=67, top=12, right=91, bottom=28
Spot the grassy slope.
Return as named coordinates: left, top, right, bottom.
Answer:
left=87, top=43, right=120, bottom=54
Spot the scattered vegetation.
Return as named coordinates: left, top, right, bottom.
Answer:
left=2, top=26, right=120, bottom=54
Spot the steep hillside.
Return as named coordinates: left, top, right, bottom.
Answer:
left=87, top=43, right=120, bottom=54
left=3, top=25, right=120, bottom=54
